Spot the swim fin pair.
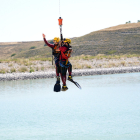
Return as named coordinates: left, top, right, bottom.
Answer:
left=54, top=76, right=82, bottom=92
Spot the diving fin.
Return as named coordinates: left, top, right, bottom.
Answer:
left=61, top=85, right=68, bottom=91
left=68, top=77, right=82, bottom=89
left=54, top=76, right=61, bottom=92
left=54, top=83, right=61, bottom=92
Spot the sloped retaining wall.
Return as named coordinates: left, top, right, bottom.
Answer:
left=0, top=66, right=140, bottom=81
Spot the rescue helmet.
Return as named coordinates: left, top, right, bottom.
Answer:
left=53, top=37, right=60, bottom=43
left=63, top=38, right=71, bottom=44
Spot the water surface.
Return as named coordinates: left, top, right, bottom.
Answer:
left=0, top=73, right=140, bottom=140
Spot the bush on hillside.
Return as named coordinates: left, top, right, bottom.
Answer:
left=106, top=50, right=117, bottom=55
left=30, top=46, right=36, bottom=49
left=18, top=67, right=28, bottom=72
left=10, top=68, right=16, bottom=73
left=11, top=53, right=16, bottom=57
left=126, top=21, right=131, bottom=24
left=0, top=68, right=6, bottom=74
left=30, top=67, right=35, bottom=73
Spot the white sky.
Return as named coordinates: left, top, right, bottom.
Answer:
left=0, top=0, right=140, bottom=42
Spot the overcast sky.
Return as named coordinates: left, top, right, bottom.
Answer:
left=0, top=0, right=140, bottom=42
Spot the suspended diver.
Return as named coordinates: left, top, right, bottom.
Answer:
left=55, top=38, right=72, bottom=91
left=57, top=17, right=81, bottom=91
left=42, top=34, right=61, bottom=91
left=55, top=38, right=81, bottom=91
left=42, top=17, right=81, bottom=92
left=42, top=34, right=77, bottom=91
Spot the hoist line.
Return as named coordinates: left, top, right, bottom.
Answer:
left=59, top=0, right=61, bottom=17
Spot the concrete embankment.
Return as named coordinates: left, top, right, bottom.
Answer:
left=0, top=66, right=140, bottom=81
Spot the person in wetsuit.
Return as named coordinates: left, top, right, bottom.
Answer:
left=42, top=34, right=61, bottom=84
left=56, top=38, right=73, bottom=91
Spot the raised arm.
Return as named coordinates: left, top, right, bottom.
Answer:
left=42, top=34, right=54, bottom=48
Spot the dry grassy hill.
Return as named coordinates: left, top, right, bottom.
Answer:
left=71, top=22, right=140, bottom=56
left=0, top=41, right=50, bottom=59
left=0, top=22, right=140, bottom=59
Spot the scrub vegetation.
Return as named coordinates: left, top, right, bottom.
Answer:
left=0, top=23, right=140, bottom=73
left=0, top=54, right=140, bottom=73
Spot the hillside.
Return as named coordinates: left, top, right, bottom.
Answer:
left=0, top=41, right=49, bottom=59
left=71, top=22, right=140, bottom=56
left=0, top=22, right=140, bottom=59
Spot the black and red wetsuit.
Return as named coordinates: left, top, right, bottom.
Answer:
left=44, top=38, right=60, bottom=76
left=59, top=45, right=72, bottom=85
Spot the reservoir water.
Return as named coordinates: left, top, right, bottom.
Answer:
left=0, top=73, right=140, bottom=140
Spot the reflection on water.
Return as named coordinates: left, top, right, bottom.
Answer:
left=0, top=73, right=140, bottom=140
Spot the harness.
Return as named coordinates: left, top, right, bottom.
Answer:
left=59, top=61, right=71, bottom=68
left=60, top=45, right=72, bottom=65
left=64, top=45, right=72, bottom=58
left=52, top=44, right=60, bottom=58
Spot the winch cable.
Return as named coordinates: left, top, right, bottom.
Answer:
left=59, top=0, right=61, bottom=17
left=58, top=0, right=63, bottom=41
left=52, top=0, right=62, bottom=65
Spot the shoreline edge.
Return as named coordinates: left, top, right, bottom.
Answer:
left=0, top=66, right=140, bottom=81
